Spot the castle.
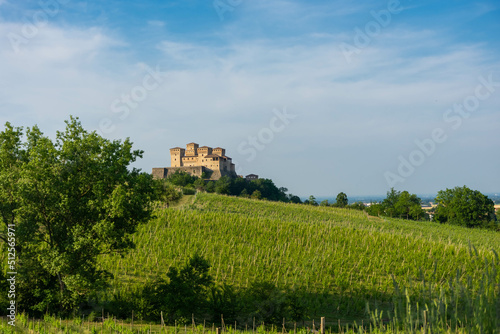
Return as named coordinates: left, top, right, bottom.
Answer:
left=152, top=143, right=238, bottom=180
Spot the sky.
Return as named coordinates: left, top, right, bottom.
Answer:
left=0, top=0, right=499, bottom=197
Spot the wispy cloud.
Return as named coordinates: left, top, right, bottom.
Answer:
left=148, top=20, right=165, bottom=27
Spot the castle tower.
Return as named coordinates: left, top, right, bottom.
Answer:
left=197, top=146, right=213, bottom=158
left=213, top=147, right=225, bottom=156
left=170, top=147, right=185, bottom=167
left=185, top=142, right=199, bottom=157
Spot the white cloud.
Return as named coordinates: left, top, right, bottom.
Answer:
left=148, top=20, right=165, bottom=27
left=0, top=23, right=126, bottom=128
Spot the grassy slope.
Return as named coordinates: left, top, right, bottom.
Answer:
left=100, top=193, right=500, bottom=318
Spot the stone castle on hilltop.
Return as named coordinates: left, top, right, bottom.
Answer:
left=152, top=142, right=241, bottom=180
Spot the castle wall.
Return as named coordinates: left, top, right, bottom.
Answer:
left=152, top=168, right=168, bottom=179
left=166, top=166, right=206, bottom=178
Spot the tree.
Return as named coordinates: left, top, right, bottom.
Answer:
left=168, top=170, right=197, bottom=187
left=141, top=254, right=214, bottom=322
left=156, top=180, right=183, bottom=208
left=434, top=186, right=495, bottom=228
left=250, top=178, right=286, bottom=201
left=162, top=254, right=214, bottom=321
left=251, top=190, right=262, bottom=200
left=394, top=191, right=423, bottom=220
left=366, top=202, right=384, bottom=216
left=409, top=204, right=424, bottom=220
left=304, top=195, right=318, bottom=206
left=243, top=281, right=287, bottom=325
left=320, top=199, right=329, bottom=207
left=0, top=117, right=161, bottom=314
left=205, top=181, right=215, bottom=193
left=335, top=192, right=348, bottom=208
left=215, top=175, right=231, bottom=194
left=288, top=194, right=302, bottom=204
left=193, top=178, right=206, bottom=191
left=383, top=188, right=400, bottom=217
left=230, top=177, right=247, bottom=196
left=348, top=201, right=365, bottom=211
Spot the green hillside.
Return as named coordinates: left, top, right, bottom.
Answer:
left=99, top=193, right=499, bottom=326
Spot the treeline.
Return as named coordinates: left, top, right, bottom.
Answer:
left=365, top=187, right=498, bottom=229
left=366, top=188, right=425, bottom=220
left=166, top=170, right=302, bottom=203
left=302, top=192, right=366, bottom=211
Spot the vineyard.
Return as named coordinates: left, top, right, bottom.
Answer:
left=3, top=192, right=499, bottom=332
left=99, top=193, right=498, bottom=329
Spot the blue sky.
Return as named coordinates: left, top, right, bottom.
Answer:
left=0, top=0, right=499, bottom=197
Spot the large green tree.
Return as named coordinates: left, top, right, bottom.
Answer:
left=335, top=192, right=348, bottom=208
left=0, top=117, right=160, bottom=314
left=382, top=188, right=400, bottom=217
left=140, top=254, right=214, bottom=322
left=367, top=189, right=423, bottom=220
left=394, top=191, right=424, bottom=220
left=434, top=186, right=495, bottom=228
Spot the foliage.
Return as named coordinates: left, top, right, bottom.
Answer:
left=209, top=283, right=241, bottom=323
left=304, top=195, right=318, bottom=206
left=434, top=186, right=496, bottom=228
left=335, top=192, right=348, bottom=207
left=193, top=178, right=206, bottom=191
left=288, top=194, right=302, bottom=204
left=242, top=281, right=288, bottom=324
left=140, top=254, right=214, bottom=322
left=136, top=255, right=306, bottom=325
left=239, top=188, right=250, bottom=198
left=182, top=187, right=196, bottom=195
left=154, top=179, right=182, bottom=207
left=0, top=118, right=161, bottom=315
left=394, top=191, right=424, bottom=220
left=215, top=176, right=232, bottom=195
left=347, top=201, right=365, bottom=211
left=164, top=173, right=295, bottom=203
left=205, top=180, right=215, bottom=193
left=251, top=189, right=262, bottom=199
left=367, top=188, right=424, bottom=220
left=167, top=170, right=197, bottom=187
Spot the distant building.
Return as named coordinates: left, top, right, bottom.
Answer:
left=245, top=174, right=259, bottom=180
left=152, top=143, right=237, bottom=180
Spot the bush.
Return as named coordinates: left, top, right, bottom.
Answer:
left=182, top=187, right=196, bottom=195
left=168, top=170, right=197, bottom=187
left=348, top=201, right=365, bottom=211
left=139, top=254, right=214, bottom=322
